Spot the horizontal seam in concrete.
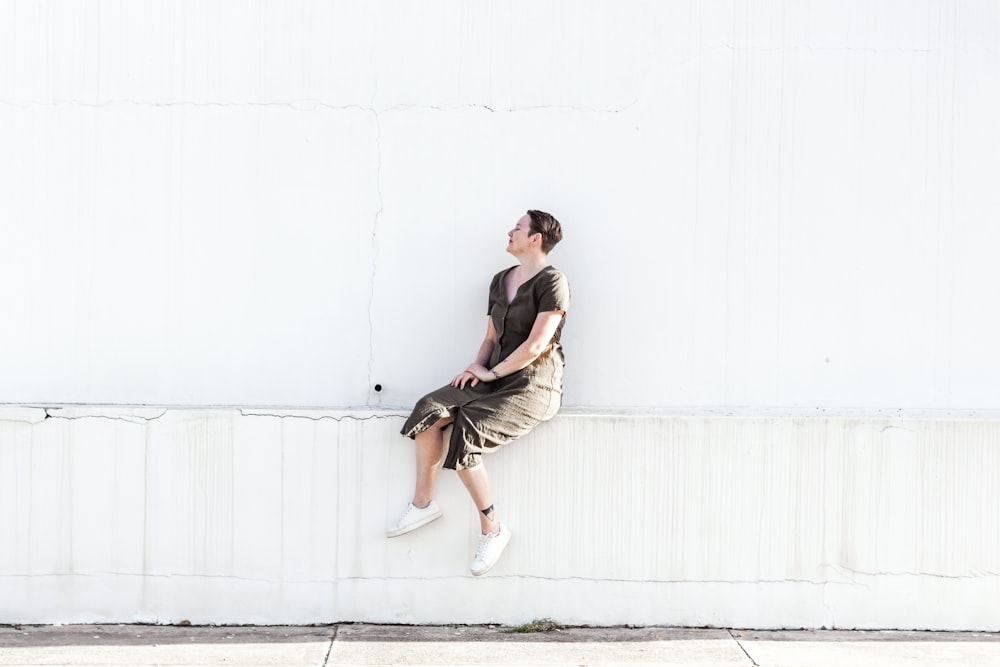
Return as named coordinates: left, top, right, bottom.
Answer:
left=11, top=572, right=980, bottom=586
left=0, top=99, right=636, bottom=114
left=6, top=405, right=1000, bottom=419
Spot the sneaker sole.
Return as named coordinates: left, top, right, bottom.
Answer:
left=470, top=528, right=512, bottom=576
left=385, top=509, right=443, bottom=538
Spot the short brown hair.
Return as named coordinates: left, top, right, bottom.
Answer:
left=527, top=209, right=563, bottom=254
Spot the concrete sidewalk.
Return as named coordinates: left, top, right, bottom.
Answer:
left=1, top=623, right=1000, bottom=666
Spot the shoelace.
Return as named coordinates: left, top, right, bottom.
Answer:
left=474, top=529, right=500, bottom=560
left=398, top=503, right=423, bottom=526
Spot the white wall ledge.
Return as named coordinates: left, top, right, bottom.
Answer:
left=7, top=404, right=1000, bottom=420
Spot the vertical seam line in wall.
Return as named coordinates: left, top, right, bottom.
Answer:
left=366, top=19, right=382, bottom=407
left=367, top=110, right=383, bottom=405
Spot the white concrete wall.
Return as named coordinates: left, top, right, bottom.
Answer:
left=2, top=406, right=999, bottom=630
left=2, top=1, right=1000, bottom=630
left=2, top=1, right=999, bottom=409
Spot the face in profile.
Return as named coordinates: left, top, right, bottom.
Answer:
left=506, top=215, right=538, bottom=255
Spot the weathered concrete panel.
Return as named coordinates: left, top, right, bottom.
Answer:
left=1, top=407, right=998, bottom=630
left=2, top=2, right=999, bottom=409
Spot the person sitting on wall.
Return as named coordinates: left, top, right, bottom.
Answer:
left=390, top=209, right=570, bottom=576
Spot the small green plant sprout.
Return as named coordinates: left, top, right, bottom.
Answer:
left=507, top=618, right=566, bottom=633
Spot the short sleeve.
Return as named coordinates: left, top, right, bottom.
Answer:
left=537, top=269, right=570, bottom=313
left=487, top=270, right=504, bottom=315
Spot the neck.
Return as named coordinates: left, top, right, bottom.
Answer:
left=515, top=252, right=549, bottom=276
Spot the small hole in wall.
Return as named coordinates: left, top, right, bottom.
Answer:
left=374, top=384, right=383, bottom=392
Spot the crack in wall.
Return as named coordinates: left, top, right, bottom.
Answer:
left=238, top=410, right=404, bottom=422
left=366, top=108, right=382, bottom=405
left=0, top=572, right=876, bottom=586
left=712, top=44, right=942, bottom=54
left=0, top=98, right=637, bottom=114
left=39, top=409, right=169, bottom=424
left=0, top=572, right=306, bottom=584
left=0, top=409, right=407, bottom=426
left=327, top=575, right=865, bottom=586
left=0, top=415, right=46, bottom=425
left=5, top=570, right=998, bottom=597
left=381, top=101, right=637, bottom=114
left=365, top=41, right=382, bottom=408
left=833, top=566, right=1000, bottom=580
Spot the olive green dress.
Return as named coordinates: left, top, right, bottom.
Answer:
left=401, top=265, right=570, bottom=470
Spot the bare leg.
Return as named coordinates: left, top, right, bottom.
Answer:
left=457, top=464, right=500, bottom=534
left=412, top=416, right=453, bottom=507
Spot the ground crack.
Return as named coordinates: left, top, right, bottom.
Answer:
left=729, top=630, right=759, bottom=666
left=322, top=625, right=339, bottom=667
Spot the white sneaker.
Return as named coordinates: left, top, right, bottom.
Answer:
left=386, top=501, right=443, bottom=538
left=470, top=523, right=511, bottom=576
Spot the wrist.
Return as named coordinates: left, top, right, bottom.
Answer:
left=491, top=369, right=501, bottom=381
